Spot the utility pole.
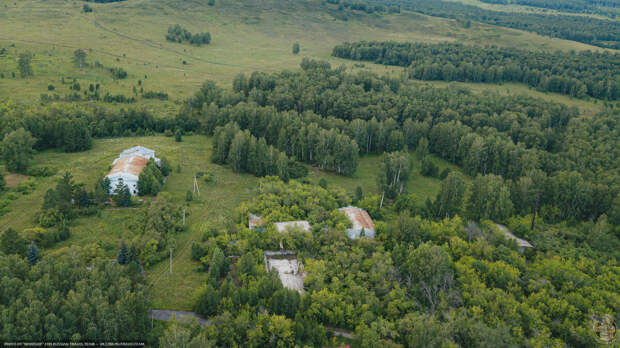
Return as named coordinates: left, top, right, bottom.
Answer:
left=169, top=248, right=173, bottom=274
left=530, top=190, right=540, bottom=231
left=193, top=176, right=200, bottom=196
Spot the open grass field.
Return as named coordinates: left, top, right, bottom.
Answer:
left=0, top=134, right=452, bottom=309
left=0, top=0, right=612, bottom=108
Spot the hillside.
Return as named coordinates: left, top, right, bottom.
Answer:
left=0, top=0, right=612, bottom=106
left=0, top=0, right=619, bottom=346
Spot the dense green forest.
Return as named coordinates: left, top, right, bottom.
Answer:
left=0, top=246, right=151, bottom=342
left=166, top=176, right=619, bottom=347
left=0, top=103, right=174, bottom=154
left=370, top=0, right=620, bottom=48
left=332, top=41, right=620, bottom=100
left=176, top=61, right=619, bottom=222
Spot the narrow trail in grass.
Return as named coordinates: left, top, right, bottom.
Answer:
left=146, top=230, right=195, bottom=289
left=91, top=14, right=257, bottom=69
left=0, top=37, right=208, bottom=76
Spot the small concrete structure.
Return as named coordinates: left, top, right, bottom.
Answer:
left=107, top=146, right=160, bottom=196
left=274, top=220, right=311, bottom=233
left=338, top=206, right=375, bottom=239
left=496, top=224, right=533, bottom=253
left=264, top=251, right=305, bottom=293
left=249, top=213, right=263, bottom=229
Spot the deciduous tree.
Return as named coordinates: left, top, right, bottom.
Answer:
left=0, top=128, right=36, bottom=173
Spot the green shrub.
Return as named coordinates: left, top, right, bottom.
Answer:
left=0, top=199, right=11, bottom=216
left=191, top=242, right=207, bottom=261
left=38, top=208, right=64, bottom=228
left=203, top=172, right=214, bottom=183
left=420, top=157, right=439, bottom=178
left=6, top=192, right=19, bottom=201
left=27, top=165, right=57, bottom=177
left=16, top=178, right=38, bottom=194
left=110, top=67, right=127, bottom=79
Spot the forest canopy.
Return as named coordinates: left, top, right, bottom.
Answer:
left=0, top=245, right=150, bottom=342
left=332, top=41, right=620, bottom=100
left=178, top=61, right=620, bottom=223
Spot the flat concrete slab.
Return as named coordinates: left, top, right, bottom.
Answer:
left=266, top=257, right=305, bottom=293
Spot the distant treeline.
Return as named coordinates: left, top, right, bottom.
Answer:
left=332, top=41, right=620, bottom=100
left=142, top=91, right=168, bottom=100
left=480, top=0, right=620, bottom=14
left=0, top=104, right=175, bottom=153
left=326, top=0, right=400, bottom=13
left=372, top=0, right=620, bottom=48
left=166, top=24, right=211, bottom=46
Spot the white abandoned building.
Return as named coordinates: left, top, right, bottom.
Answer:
left=106, top=146, right=160, bottom=195
left=338, top=206, right=375, bottom=239
left=496, top=224, right=533, bottom=253
left=274, top=220, right=311, bottom=233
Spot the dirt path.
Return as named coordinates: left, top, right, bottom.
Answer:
left=150, top=310, right=208, bottom=325
left=91, top=14, right=255, bottom=69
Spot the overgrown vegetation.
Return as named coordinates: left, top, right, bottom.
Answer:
left=137, top=158, right=170, bottom=195
left=0, top=245, right=151, bottom=342
left=333, top=41, right=620, bottom=99
left=166, top=24, right=212, bottom=46
left=178, top=61, right=620, bottom=223
left=169, top=176, right=619, bottom=347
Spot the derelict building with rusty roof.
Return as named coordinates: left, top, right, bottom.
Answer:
left=338, top=206, right=375, bottom=239
left=106, top=146, right=160, bottom=195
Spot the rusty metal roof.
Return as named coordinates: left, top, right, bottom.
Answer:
left=338, top=206, right=375, bottom=230
left=108, top=156, right=148, bottom=177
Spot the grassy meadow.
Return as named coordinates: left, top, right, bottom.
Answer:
left=0, top=0, right=612, bottom=108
